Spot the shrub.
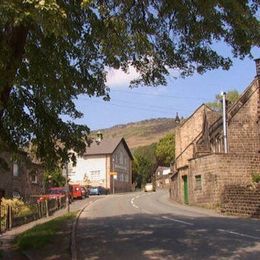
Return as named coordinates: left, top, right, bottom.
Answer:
left=252, top=172, right=260, bottom=183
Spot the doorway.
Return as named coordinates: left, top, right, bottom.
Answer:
left=182, top=175, right=189, bottom=204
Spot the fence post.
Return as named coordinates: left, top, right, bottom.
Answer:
left=0, top=199, right=2, bottom=233
left=45, top=199, right=49, bottom=218
left=6, top=205, right=12, bottom=230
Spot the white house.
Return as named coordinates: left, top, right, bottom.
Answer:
left=69, top=137, right=133, bottom=193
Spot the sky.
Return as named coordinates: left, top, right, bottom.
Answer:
left=74, top=46, right=259, bottom=131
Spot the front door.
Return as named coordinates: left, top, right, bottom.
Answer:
left=182, top=176, right=189, bottom=204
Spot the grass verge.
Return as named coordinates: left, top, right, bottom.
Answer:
left=15, top=212, right=77, bottom=250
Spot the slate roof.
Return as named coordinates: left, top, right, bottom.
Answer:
left=84, top=137, right=133, bottom=160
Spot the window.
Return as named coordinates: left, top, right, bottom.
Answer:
left=13, top=162, right=19, bottom=177
left=195, top=175, right=202, bottom=190
left=12, top=191, right=21, bottom=199
left=31, top=174, right=38, bottom=184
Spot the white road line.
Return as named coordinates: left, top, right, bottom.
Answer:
left=218, top=229, right=260, bottom=240
left=162, top=216, right=194, bottom=226
left=130, top=197, right=139, bottom=209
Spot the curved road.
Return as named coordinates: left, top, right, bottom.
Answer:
left=76, top=190, right=260, bottom=259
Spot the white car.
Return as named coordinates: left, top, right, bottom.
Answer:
left=144, top=183, right=154, bottom=192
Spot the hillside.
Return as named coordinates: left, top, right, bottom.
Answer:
left=93, top=118, right=178, bottom=149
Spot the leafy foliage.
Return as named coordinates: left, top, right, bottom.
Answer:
left=206, top=90, right=240, bottom=111
left=155, top=133, right=175, bottom=166
left=0, top=1, right=259, bottom=167
left=132, top=144, right=157, bottom=188
left=43, top=168, right=66, bottom=188
left=252, top=172, right=260, bottom=183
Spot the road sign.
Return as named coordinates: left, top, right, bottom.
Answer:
left=110, top=171, right=117, bottom=176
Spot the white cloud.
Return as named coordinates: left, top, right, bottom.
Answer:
left=106, top=66, right=140, bottom=88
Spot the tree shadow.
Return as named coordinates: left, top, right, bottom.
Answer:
left=77, top=213, right=260, bottom=260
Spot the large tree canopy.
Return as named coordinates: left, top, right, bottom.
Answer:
left=0, top=0, right=259, bottom=167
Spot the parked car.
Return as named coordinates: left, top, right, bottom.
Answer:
left=144, top=183, right=155, bottom=192
left=89, top=186, right=102, bottom=195
left=70, top=184, right=84, bottom=199
left=37, top=187, right=67, bottom=203
left=80, top=186, right=89, bottom=198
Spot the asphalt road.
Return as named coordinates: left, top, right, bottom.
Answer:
left=76, top=190, right=260, bottom=260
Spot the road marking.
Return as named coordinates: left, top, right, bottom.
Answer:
left=162, top=216, right=194, bottom=226
left=130, top=197, right=139, bottom=209
left=218, top=229, right=260, bottom=240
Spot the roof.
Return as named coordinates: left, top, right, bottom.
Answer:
left=84, top=137, right=133, bottom=160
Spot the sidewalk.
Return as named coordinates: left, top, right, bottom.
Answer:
left=0, top=197, right=100, bottom=259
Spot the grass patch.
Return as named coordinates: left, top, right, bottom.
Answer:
left=15, top=212, right=77, bottom=250
left=0, top=249, right=3, bottom=259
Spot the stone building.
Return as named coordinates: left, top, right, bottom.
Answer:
left=155, top=166, right=171, bottom=189
left=170, top=61, right=260, bottom=210
left=0, top=152, right=44, bottom=202
left=69, top=137, right=133, bottom=193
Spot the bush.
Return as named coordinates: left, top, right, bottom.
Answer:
left=252, top=173, right=260, bottom=183
left=1, top=198, right=34, bottom=218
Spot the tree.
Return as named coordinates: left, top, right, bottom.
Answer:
left=43, top=168, right=66, bottom=188
left=206, top=90, right=240, bottom=111
left=155, top=133, right=175, bottom=166
left=0, top=1, right=259, bottom=168
left=132, top=143, right=157, bottom=188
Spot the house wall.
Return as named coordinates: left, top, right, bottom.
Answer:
left=170, top=167, right=188, bottom=204
left=70, top=155, right=107, bottom=188
left=0, top=153, right=44, bottom=202
left=111, top=142, right=132, bottom=193
left=188, top=153, right=260, bottom=207
left=175, top=106, right=209, bottom=169
left=227, top=81, right=260, bottom=154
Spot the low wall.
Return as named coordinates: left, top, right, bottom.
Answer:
left=220, top=185, right=260, bottom=218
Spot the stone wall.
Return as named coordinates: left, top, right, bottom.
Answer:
left=175, top=105, right=206, bottom=169
left=227, top=80, right=260, bottom=154
left=0, top=152, right=44, bottom=202
left=188, top=153, right=260, bottom=207
left=220, top=185, right=260, bottom=218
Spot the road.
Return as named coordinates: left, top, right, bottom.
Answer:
left=76, top=190, right=260, bottom=260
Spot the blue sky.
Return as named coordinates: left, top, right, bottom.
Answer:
left=75, top=47, right=259, bottom=131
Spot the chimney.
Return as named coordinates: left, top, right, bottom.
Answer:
left=255, top=58, right=260, bottom=78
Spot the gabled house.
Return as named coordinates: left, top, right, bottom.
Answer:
left=69, top=137, right=133, bottom=193
left=170, top=60, right=260, bottom=208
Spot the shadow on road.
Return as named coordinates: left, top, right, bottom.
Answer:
left=77, top=213, right=260, bottom=260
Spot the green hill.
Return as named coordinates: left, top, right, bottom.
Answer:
left=93, top=118, right=178, bottom=149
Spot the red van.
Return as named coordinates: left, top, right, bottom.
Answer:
left=70, top=184, right=83, bottom=199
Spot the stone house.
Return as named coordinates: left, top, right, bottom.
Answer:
left=0, top=152, right=44, bottom=202
left=69, top=137, right=133, bottom=193
left=155, top=166, right=171, bottom=189
left=170, top=61, right=260, bottom=209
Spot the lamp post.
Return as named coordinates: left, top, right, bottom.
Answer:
left=221, top=91, right=228, bottom=153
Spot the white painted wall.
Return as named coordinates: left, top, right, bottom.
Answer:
left=69, top=155, right=106, bottom=186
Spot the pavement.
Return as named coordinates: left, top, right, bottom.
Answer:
left=0, top=196, right=101, bottom=259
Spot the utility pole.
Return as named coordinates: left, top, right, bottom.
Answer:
left=221, top=91, right=228, bottom=153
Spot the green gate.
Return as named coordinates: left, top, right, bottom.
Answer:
left=182, top=175, right=189, bottom=204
